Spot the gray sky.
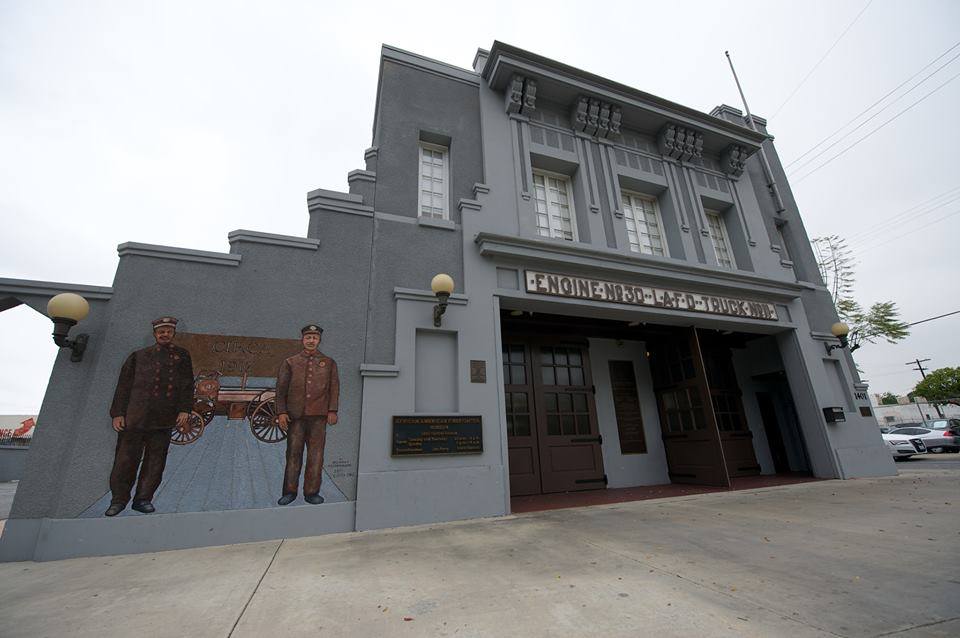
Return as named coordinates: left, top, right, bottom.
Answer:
left=2, top=0, right=959, bottom=413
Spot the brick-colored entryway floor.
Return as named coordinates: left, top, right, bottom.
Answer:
left=510, top=473, right=820, bottom=514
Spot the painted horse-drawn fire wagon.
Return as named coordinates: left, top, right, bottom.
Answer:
left=171, top=371, right=287, bottom=445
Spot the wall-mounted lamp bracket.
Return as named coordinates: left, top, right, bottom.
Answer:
left=433, top=292, right=450, bottom=327
left=52, top=318, right=89, bottom=362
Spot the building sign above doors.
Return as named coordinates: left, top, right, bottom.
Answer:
left=524, top=271, right=779, bottom=321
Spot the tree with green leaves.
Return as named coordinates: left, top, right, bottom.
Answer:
left=811, top=235, right=909, bottom=351
left=879, top=392, right=899, bottom=405
left=913, top=367, right=960, bottom=403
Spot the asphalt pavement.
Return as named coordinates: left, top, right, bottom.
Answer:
left=1, top=465, right=958, bottom=637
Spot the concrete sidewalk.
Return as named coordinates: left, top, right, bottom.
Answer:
left=0, top=470, right=957, bottom=637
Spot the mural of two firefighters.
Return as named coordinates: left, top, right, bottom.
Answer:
left=102, top=317, right=341, bottom=517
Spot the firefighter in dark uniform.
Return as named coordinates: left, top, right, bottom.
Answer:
left=275, top=324, right=339, bottom=505
left=105, top=316, right=194, bottom=516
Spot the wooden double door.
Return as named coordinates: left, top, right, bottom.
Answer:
left=503, top=337, right=605, bottom=496
left=647, top=328, right=760, bottom=487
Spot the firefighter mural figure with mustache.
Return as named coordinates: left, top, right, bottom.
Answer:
left=275, top=324, right=339, bottom=505
left=105, top=316, right=194, bottom=516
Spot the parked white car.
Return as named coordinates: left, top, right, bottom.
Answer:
left=882, top=432, right=927, bottom=460
left=888, top=425, right=959, bottom=453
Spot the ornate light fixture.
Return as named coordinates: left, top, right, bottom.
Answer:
left=431, top=274, right=455, bottom=327
left=824, top=321, right=854, bottom=355
left=47, top=293, right=90, bottom=362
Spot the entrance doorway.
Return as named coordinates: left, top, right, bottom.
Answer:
left=503, top=337, right=605, bottom=496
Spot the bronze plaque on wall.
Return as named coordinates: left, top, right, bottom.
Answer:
left=609, top=361, right=647, bottom=454
left=392, top=416, right=483, bottom=456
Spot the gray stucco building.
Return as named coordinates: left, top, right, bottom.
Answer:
left=0, top=42, right=894, bottom=561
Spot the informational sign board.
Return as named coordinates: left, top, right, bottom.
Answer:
left=525, top=270, right=779, bottom=321
left=392, top=416, right=483, bottom=456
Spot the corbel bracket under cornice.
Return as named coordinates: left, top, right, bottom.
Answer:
left=505, top=74, right=538, bottom=116
left=720, top=144, right=750, bottom=178
left=570, top=95, right=621, bottom=139
left=658, top=123, right=703, bottom=161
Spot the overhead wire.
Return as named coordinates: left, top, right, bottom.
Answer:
left=845, top=186, right=960, bottom=248
left=847, top=208, right=960, bottom=255
left=791, top=69, right=960, bottom=184
left=786, top=46, right=960, bottom=174
left=770, top=0, right=876, bottom=119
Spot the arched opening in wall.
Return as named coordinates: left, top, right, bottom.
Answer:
left=0, top=302, right=58, bottom=523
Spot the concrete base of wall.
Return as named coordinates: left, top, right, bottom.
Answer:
left=0, top=501, right=356, bottom=562
left=0, top=447, right=28, bottom=482
left=355, top=465, right=506, bottom=530
left=833, top=444, right=897, bottom=479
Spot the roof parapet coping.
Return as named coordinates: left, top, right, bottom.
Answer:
left=711, top=104, right=768, bottom=129
left=117, top=242, right=241, bottom=267
left=380, top=44, right=480, bottom=86
left=227, top=230, right=320, bottom=251
left=0, top=277, right=113, bottom=301
left=307, top=187, right=374, bottom=217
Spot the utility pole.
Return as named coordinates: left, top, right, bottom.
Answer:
left=906, top=358, right=943, bottom=417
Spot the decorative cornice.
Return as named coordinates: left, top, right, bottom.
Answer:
left=483, top=42, right=767, bottom=151
left=473, top=183, right=490, bottom=196
left=363, top=147, right=379, bottom=161
left=393, top=288, right=468, bottom=304
left=360, top=363, right=400, bottom=378
left=117, top=242, right=241, bottom=267
left=227, top=230, right=320, bottom=251
left=0, top=278, right=113, bottom=301
left=658, top=123, right=703, bottom=161
left=473, top=232, right=806, bottom=301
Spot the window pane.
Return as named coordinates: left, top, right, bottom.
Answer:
left=570, top=367, right=584, bottom=386
left=561, top=414, right=576, bottom=435
left=558, top=393, right=573, bottom=413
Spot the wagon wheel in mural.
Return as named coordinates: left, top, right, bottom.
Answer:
left=193, top=397, right=216, bottom=425
left=248, top=391, right=287, bottom=444
left=170, top=411, right=205, bottom=446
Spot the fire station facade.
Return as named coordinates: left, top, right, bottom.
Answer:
left=0, top=42, right=894, bottom=561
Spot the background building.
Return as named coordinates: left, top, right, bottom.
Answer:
left=0, top=42, right=893, bottom=562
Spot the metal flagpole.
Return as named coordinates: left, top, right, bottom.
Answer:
left=724, top=51, right=786, bottom=213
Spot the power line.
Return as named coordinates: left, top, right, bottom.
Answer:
left=792, top=69, right=960, bottom=183
left=906, top=309, right=960, bottom=328
left=784, top=40, right=960, bottom=168
left=771, top=0, right=876, bottom=119
left=846, top=188, right=960, bottom=248
left=787, top=48, right=960, bottom=175
left=847, top=208, right=960, bottom=255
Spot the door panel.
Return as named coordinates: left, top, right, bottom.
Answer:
left=503, top=342, right=541, bottom=496
left=504, top=337, right=605, bottom=495
left=532, top=342, right=605, bottom=493
left=701, top=333, right=761, bottom=478
left=649, top=328, right=730, bottom=487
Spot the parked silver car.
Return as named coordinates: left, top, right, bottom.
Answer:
left=888, top=424, right=959, bottom=453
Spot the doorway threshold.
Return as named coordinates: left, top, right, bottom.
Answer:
left=510, top=473, right=819, bottom=514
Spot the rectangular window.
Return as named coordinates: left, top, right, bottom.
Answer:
left=705, top=209, right=734, bottom=269
left=621, top=192, right=667, bottom=256
left=532, top=171, right=577, bottom=241
left=419, top=143, right=448, bottom=219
